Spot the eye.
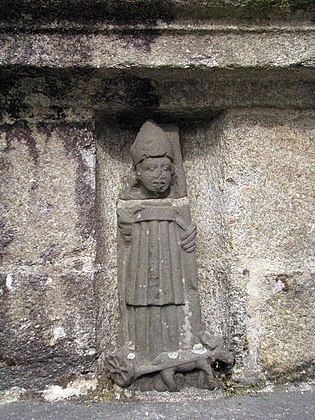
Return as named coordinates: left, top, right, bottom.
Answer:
left=162, top=165, right=171, bottom=171
left=142, top=163, right=154, bottom=171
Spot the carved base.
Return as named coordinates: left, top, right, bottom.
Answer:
left=106, top=332, right=234, bottom=392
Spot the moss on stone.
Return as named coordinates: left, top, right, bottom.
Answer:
left=266, top=363, right=315, bottom=385
left=223, top=379, right=265, bottom=397
left=92, top=373, right=117, bottom=401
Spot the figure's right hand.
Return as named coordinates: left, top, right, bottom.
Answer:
left=117, top=209, right=133, bottom=241
left=180, top=223, right=196, bottom=253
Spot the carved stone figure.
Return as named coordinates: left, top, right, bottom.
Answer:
left=107, top=121, right=233, bottom=391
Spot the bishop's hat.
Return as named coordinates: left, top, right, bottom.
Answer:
left=130, top=120, right=174, bottom=166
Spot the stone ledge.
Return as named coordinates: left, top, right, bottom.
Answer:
left=0, top=30, right=314, bottom=69
left=1, top=69, right=314, bottom=124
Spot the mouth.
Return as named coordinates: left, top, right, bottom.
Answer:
left=153, top=181, right=166, bottom=190
left=151, top=181, right=168, bottom=194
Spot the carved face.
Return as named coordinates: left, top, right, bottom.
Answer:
left=136, top=156, right=172, bottom=195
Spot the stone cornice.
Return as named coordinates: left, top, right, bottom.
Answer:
left=0, top=29, right=314, bottom=70
left=0, top=0, right=314, bottom=26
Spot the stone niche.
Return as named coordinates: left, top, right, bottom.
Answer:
left=95, top=109, right=315, bottom=390
left=0, top=0, right=315, bottom=395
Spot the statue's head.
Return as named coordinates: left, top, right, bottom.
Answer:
left=136, top=156, right=172, bottom=195
left=131, top=121, right=174, bottom=197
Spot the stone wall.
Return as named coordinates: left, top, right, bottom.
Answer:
left=0, top=0, right=314, bottom=396
left=220, top=109, right=315, bottom=383
left=0, top=122, right=96, bottom=389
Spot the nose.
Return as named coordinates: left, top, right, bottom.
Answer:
left=157, top=166, right=165, bottom=177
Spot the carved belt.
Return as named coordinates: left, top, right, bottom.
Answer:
left=134, top=207, right=177, bottom=223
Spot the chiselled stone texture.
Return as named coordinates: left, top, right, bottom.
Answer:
left=219, top=109, right=315, bottom=383
left=95, top=125, right=135, bottom=359
left=0, top=122, right=96, bottom=389
left=96, top=123, right=222, bottom=359
left=96, top=111, right=315, bottom=388
left=1, top=68, right=314, bottom=125
left=0, top=0, right=314, bottom=396
left=1, top=30, right=314, bottom=70
left=181, top=123, right=230, bottom=342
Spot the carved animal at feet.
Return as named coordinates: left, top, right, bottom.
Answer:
left=154, top=332, right=233, bottom=392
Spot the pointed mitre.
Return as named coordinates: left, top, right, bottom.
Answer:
left=130, top=120, right=174, bottom=166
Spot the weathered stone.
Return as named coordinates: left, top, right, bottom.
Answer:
left=0, top=0, right=313, bottom=27
left=95, top=121, right=231, bottom=389
left=0, top=122, right=96, bottom=389
left=95, top=110, right=314, bottom=390
left=0, top=0, right=314, bottom=397
left=181, top=122, right=230, bottom=342
left=1, top=68, right=314, bottom=124
left=95, top=125, right=134, bottom=359
left=0, top=30, right=314, bottom=70
left=105, top=121, right=233, bottom=392
left=260, top=272, right=315, bottom=381
left=218, top=109, right=315, bottom=383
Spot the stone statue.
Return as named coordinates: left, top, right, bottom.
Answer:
left=107, top=121, right=233, bottom=391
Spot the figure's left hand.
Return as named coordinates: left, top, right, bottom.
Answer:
left=180, top=223, right=197, bottom=253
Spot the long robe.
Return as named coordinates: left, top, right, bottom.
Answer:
left=118, top=199, right=200, bottom=360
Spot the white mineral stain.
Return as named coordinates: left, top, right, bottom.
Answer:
left=81, top=148, right=96, bottom=190
left=6, top=274, right=13, bottom=290
left=168, top=352, right=179, bottom=359
left=86, top=348, right=96, bottom=356
left=192, top=343, right=207, bottom=354
left=43, top=379, right=97, bottom=402
left=50, top=326, right=66, bottom=346
left=127, top=352, right=136, bottom=360
left=0, top=387, right=27, bottom=404
left=45, top=277, right=53, bottom=285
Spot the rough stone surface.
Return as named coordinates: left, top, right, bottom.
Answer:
left=1, top=30, right=314, bottom=69
left=181, top=122, right=230, bottom=342
left=0, top=122, right=97, bottom=389
left=0, top=0, right=314, bottom=396
left=1, top=68, right=313, bottom=125
left=0, top=0, right=314, bottom=26
left=219, top=109, right=315, bottom=383
left=95, top=125, right=135, bottom=359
